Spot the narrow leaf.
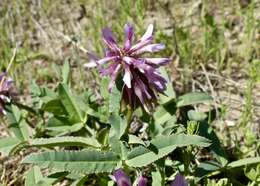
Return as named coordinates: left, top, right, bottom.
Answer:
left=126, top=134, right=211, bottom=167
left=6, top=105, right=30, bottom=140
left=22, top=150, right=120, bottom=174
left=0, top=137, right=21, bottom=156
left=58, top=83, right=85, bottom=123
left=42, top=99, right=67, bottom=115
left=227, top=157, right=260, bottom=169
left=198, top=121, right=228, bottom=166
left=25, top=166, right=56, bottom=186
left=31, top=137, right=101, bottom=148
left=176, top=92, right=212, bottom=107
left=195, top=161, right=222, bottom=179
left=62, top=59, right=70, bottom=84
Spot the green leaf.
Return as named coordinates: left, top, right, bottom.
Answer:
left=42, top=99, right=67, bottom=115
left=126, top=134, right=211, bottom=167
left=5, top=105, right=30, bottom=140
left=0, top=137, right=21, bottom=155
left=195, top=161, right=222, bottom=179
left=22, top=150, right=120, bottom=174
left=108, top=114, right=128, bottom=157
left=46, top=116, right=82, bottom=133
left=97, top=128, right=109, bottom=145
left=25, top=166, right=56, bottom=186
left=153, top=99, right=177, bottom=132
left=198, top=121, right=228, bottom=166
left=58, top=83, right=85, bottom=123
left=52, top=63, right=62, bottom=79
left=109, top=114, right=127, bottom=140
left=152, top=170, right=163, bottom=186
left=128, top=135, right=146, bottom=146
left=154, top=107, right=174, bottom=126
left=38, top=86, right=57, bottom=104
left=100, top=77, right=110, bottom=100
left=227, top=157, right=260, bottom=169
left=30, top=136, right=101, bottom=148
left=9, top=140, right=29, bottom=155
left=46, top=117, right=84, bottom=136
left=188, top=110, right=207, bottom=121
left=152, top=102, right=177, bottom=136
left=111, top=140, right=129, bottom=160
left=176, top=92, right=212, bottom=107
left=109, top=85, right=121, bottom=113
left=62, top=59, right=70, bottom=84
left=244, top=164, right=260, bottom=181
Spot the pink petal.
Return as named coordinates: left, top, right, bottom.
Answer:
left=145, top=58, right=170, bottom=66
left=135, top=62, right=153, bottom=72
left=136, top=79, right=152, bottom=100
left=129, top=39, right=153, bottom=54
left=171, top=173, right=188, bottom=186
left=124, top=24, right=134, bottom=50
left=137, top=175, right=148, bottom=186
left=84, top=52, right=101, bottom=68
left=87, top=52, right=99, bottom=61
left=105, top=49, right=117, bottom=57
left=134, top=84, right=144, bottom=104
left=113, top=169, right=132, bottom=186
left=102, top=28, right=120, bottom=52
left=140, top=24, right=154, bottom=42
left=100, top=62, right=118, bottom=76
left=123, top=58, right=151, bottom=73
left=108, top=64, right=121, bottom=92
left=129, top=24, right=154, bottom=53
left=102, top=28, right=117, bottom=44
left=154, top=80, right=165, bottom=90
left=97, top=56, right=118, bottom=65
left=122, top=56, right=134, bottom=65
left=137, top=44, right=165, bottom=54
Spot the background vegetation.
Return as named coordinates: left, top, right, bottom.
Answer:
left=0, top=0, right=259, bottom=185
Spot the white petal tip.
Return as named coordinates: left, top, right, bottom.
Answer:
left=84, top=62, right=97, bottom=68
left=140, top=24, right=154, bottom=42
left=123, top=71, right=132, bottom=88
left=148, top=24, right=154, bottom=31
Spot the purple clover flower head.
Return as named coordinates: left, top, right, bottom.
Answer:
left=0, top=73, right=15, bottom=115
left=113, top=169, right=132, bottom=186
left=170, top=173, right=188, bottom=186
left=137, top=174, right=148, bottom=186
left=85, top=24, right=171, bottom=112
left=112, top=169, right=148, bottom=186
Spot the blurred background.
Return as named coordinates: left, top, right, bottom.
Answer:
left=0, top=0, right=259, bottom=185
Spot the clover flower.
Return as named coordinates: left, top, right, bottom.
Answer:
left=0, top=73, right=15, bottom=115
left=113, top=169, right=147, bottom=186
left=170, top=173, right=188, bottom=186
left=85, top=24, right=170, bottom=112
